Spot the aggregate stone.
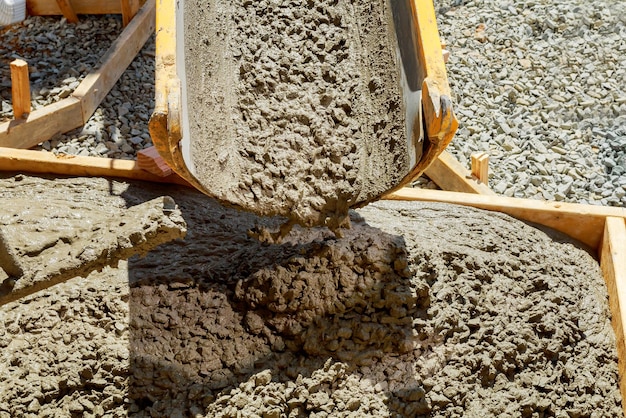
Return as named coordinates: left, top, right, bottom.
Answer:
left=434, top=0, right=625, bottom=206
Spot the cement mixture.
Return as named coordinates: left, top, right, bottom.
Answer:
left=0, top=173, right=622, bottom=417
left=184, top=0, right=413, bottom=229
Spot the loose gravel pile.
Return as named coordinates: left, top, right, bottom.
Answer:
left=0, top=174, right=622, bottom=417
left=0, top=15, right=155, bottom=160
left=436, top=0, right=626, bottom=206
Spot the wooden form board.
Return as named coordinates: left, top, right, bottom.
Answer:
left=424, top=150, right=495, bottom=195
left=600, top=217, right=626, bottom=409
left=26, top=0, right=136, bottom=16
left=385, top=187, right=626, bottom=249
left=0, top=147, right=189, bottom=185
left=0, top=0, right=155, bottom=150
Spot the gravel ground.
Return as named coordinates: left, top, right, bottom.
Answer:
left=0, top=15, right=155, bottom=160
left=2, top=0, right=624, bottom=206
left=436, top=0, right=626, bottom=206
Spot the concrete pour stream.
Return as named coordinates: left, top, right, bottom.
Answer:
left=183, top=0, right=420, bottom=230
left=0, top=173, right=621, bottom=417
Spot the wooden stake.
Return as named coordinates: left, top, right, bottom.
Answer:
left=424, top=151, right=494, bottom=195
left=55, top=0, right=79, bottom=23
left=121, top=0, right=141, bottom=26
left=10, top=60, right=30, bottom=119
left=600, top=217, right=626, bottom=413
left=471, top=152, right=489, bottom=184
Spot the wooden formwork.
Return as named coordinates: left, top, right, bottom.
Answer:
left=0, top=0, right=155, bottom=150
left=26, top=0, right=144, bottom=26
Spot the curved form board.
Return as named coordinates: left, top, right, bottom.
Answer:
left=149, top=0, right=457, bottom=228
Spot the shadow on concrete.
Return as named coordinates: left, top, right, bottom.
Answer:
left=118, top=181, right=432, bottom=417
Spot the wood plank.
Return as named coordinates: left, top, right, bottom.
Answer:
left=121, top=0, right=142, bottom=26
left=55, top=0, right=79, bottom=23
left=0, top=98, right=83, bottom=149
left=10, top=60, right=31, bottom=119
left=27, top=0, right=122, bottom=15
left=137, top=146, right=173, bottom=177
left=471, top=152, right=489, bottom=185
left=599, top=217, right=626, bottom=413
left=384, top=187, right=626, bottom=249
left=0, top=147, right=190, bottom=186
left=424, top=151, right=495, bottom=195
left=72, top=0, right=155, bottom=122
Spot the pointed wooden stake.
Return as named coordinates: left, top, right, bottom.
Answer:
left=10, top=60, right=31, bottom=120
left=471, top=152, right=489, bottom=185
left=55, top=0, right=79, bottom=23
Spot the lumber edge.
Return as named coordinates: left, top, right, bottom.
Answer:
left=425, top=150, right=495, bottom=195
left=27, top=0, right=123, bottom=15
left=600, top=217, right=626, bottom=412
left=0, top=147, right=190, bottom=186
left=0, top=98, right=83, bottom=149
left=384, top=187, right=626, bottom=249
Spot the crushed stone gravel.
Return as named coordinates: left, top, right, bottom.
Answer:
left=435, top=0, right=626, bottom=206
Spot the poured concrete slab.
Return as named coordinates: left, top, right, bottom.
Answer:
left=0, top=195, right=186, bottom=306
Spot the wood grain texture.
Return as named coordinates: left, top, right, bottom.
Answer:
left=0, top=98, right=82, bottom=149
left=137, top=146, right=173, bottom=177
left=0, top=147, right=190, bottom=186
left=600, top=217, right=626, bottom=413
left=385, top=187, right=626, bottom=249
left=27, top=0, right=122, bottom=15
left=471, top=152, right=489, bottom=185
left=54, top=0, right=79, bottom=22
left=425, top=151, right=495, bottom=195
left=10, top=60, right=30, bottom=119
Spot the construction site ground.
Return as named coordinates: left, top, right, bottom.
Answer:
left=0, top=173, right=622, bottom=417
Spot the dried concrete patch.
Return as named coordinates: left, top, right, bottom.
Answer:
left=0, top=174, right=622, bottom=417
left=0, top=184, right=186, bottom=306
left=184, top=0, right=412, bottom=229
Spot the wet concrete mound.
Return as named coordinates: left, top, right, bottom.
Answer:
left=0, top=174, right=622, bottom=417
